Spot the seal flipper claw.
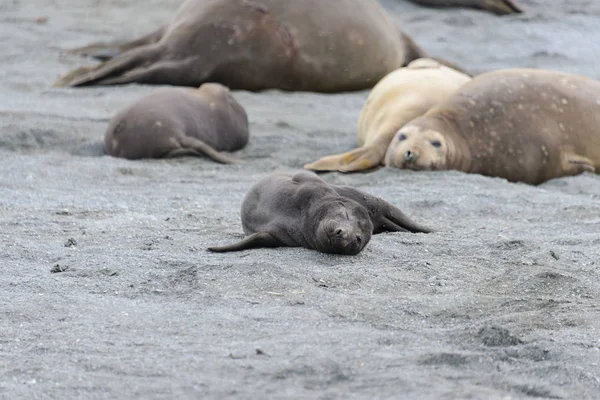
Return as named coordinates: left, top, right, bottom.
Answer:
left=208, top=232, right=282, bottom=252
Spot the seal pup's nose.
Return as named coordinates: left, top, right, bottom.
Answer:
left=334, top=228, right=348, bottom=239
left=404, top=150, right=418, bottom=163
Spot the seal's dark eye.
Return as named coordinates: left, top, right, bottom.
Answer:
left=430, top=140, right=442, bottom=148
left=397, top=133, right=407, bottom=141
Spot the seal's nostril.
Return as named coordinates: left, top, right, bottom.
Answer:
left=356, top=235, right=362, bottom=243
left=404, top=150, right=417, bottom=163
left=335, top=229, right=343, bottom=236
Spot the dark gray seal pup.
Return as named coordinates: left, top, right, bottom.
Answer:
left=53, top=0, right=452, bottom=93
left=104, top=83, right=248, bottom=163
left=208, top=171, right=431, bottom=255
left=407, top=0, right=522, bottom=15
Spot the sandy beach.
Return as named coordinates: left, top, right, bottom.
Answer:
left=1, top=0, right=600, bottom=398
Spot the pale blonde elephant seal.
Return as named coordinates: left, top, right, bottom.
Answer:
left=304, top=58, right=471, bottom=172
left=385, top=68, right=600, bottom=185
left=52, top=0, right=450, bottom=93
left=104, top=83, right=248, bottom=163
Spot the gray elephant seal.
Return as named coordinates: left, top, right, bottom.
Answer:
left=208, top=171, right=431, bottom=255
left=407, top=0, right=522, bottom=15
left=105, top=83, right=248, bottom=163
left=385, top=68, right=600, bottom=185
left=53, top=0, right=445, bottom=92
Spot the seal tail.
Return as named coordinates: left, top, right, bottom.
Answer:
left=67, top=26, right=166, bottom=61
left=53, top=44, right=161, bottom=87
left=208, top=232, right=282, bottom=252
left=165, top=135, right=242, bottom=164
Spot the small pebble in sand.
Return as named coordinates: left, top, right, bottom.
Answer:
left=50, top=264, right=68, bottom=273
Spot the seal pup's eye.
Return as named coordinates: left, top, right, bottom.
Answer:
left=397, top=133, right=407, bottom=141
left=430, top=140, right=442, bottom=148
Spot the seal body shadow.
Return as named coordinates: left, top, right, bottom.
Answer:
left=104, top=83, right=249, bottom=163
left=208, top=171, right=431, bottom=255
left=53, top=0, right=457, bottom=92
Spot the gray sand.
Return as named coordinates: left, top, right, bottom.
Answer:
left=1, top=0, right=600, bottom=398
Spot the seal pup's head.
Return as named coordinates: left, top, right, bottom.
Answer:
left=311, top=199, right=373, bottom=255
left=384, top=125, right=449, bottom=171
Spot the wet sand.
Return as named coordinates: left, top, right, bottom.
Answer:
left=1, top=0, right=600, bottom=398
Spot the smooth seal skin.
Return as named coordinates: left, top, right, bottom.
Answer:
left=304, top=58, right=471, bottom=173
left=104, top=83, right=249, bottom=163
left=385, top=68, right=600, bottom=185
left=53, top=0, right=446, bottom=92
left=208, top=171, right=432, bottom=255
left=407, top=0, right=522, bottom=15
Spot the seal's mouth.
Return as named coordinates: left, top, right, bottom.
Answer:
left=328, top=233, right=364, bottom=255
left=399, top=161, right=439, bottom=171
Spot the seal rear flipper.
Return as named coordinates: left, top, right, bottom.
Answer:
left=398, top=30, right=470, bottom=76
left=303, top=146, right=384, bottom=173
left=332, top=186, right=433, bottom=234
left=406, top=0, right=522, bottom=15
left=52, top=44, right=161, bottom=87
left=94, top=59, right=198, bottom=86
left=481, top=0, right=522, bottom=15
left=67, top=27, right=166, bottom=61
left=208, top=232, right=283, bottom=252
left=380, top=206, right=433, bottom=234
left=167, top=136, right=242, bottom=164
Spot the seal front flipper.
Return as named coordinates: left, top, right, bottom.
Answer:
left=166, top=136, right=242, bottom=164
left=208, top=232, right=283, bottom=252
left=304, top=146, right=384, bottom=173
left=564, top=154, right=596, bottom=175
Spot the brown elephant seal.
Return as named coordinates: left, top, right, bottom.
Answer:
left=407, top=0, right=522, bottom=15
left=53, top=0, right=448, bottom=92
left=304, top=58, right=471, bottom=172
left=385, top=68, right=600, bottom=185
left=208, top=171, right=431, bottom=255
left=105, top=82, right=248, bottom=163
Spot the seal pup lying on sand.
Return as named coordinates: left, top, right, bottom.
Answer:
left=385, top=69, right=600, bottom=185
left=53, top=0, right=448, bottom=92
left=104, top=83, right=248, bottom=163
left=407, top=0, right=522, bottom=15
left=208, top=171, right=431, bottom=255
left=304, top=59, right=471, bottom=173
